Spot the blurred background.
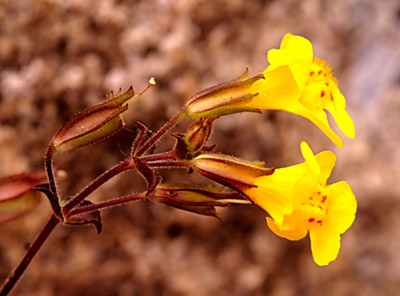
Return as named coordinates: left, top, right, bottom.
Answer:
left=1, top=0, right=400, bottom=295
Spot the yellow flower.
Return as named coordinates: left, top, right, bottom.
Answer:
left=245, top=142, right=357, bottom=266
left=250, top=33, right=355, bottom=148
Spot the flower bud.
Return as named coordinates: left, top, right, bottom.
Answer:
left=184, top=69, right=264, bottom=119
left=0, top=172, right=47, bottom=223
left=51, top=80, right=155, bottom=154
left=149, top=183, right=250, bottom=218
left=192, top=154, right=274, bottom=194
left=173, top=116, right=216, bottom=159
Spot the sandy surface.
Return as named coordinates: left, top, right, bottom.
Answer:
left=1, top=0, right=400, bottom=295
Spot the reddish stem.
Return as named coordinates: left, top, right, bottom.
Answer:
left=0, top=214, right=60, bottom=296
left=147, top=160, right=190, bottom=169
left=141, top=151, right=176, bottom=162
left=68, top=193, right=145, bottom=217
left=136, top=111, right=185, bottom=157
left=62, top=159, right=133, bottom=214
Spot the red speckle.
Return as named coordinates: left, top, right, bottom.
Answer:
left=318, top=205, right=323, bottom=210
left=320, top=91, right=325, bottom=98
left=317, top=220, right=323, bottom=224
left=317, top=192, right=321, bottom=195
left=325, top=82, right=329, bottom=87
left=330, top=93, right=334, bottom=101
left=310, top=71, right=315, bottom=76
left=318, top=70, right=323, bottom=75
left=309, top=196, right=313, bottom=200
left=321, top=195, right=327, bottom=203
left=324, top=73, right=327, bottom=77
left=309, top=218, right=315, bottom=222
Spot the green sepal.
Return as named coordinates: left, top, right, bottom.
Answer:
left=148, top=183, right=251, bottom=219
left=193, top=153, right=275, bottom=195
left=184, top=71, right=264, bottom=119
left=52, top=87, right=135, bottom=154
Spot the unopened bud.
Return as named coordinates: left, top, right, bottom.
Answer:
left=192, top=154, right=274, bottom=194
left=149, top=183, right=250, bottom=218
left=52, top=81, right=155, bottom=154
left=174, top=116, right=216, bottom=159
left=184, top=69, right=264, bottom=119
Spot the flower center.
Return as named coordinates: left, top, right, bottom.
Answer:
left=299, top=58, right=338, bottom=113
left=300, top=184, right=328, bottom=227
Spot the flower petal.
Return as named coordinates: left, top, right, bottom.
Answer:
left=250, top=65, right=301, bottom=110
left=325, top=181, right=357, bottom=234
left=309, top=225, right=341, bottom=266
left=300, top=141, right=320, bottom=175
left=293, top=106, right=344, bottom=148
left=315, top=151, right=336, bottom=185
left=325, top=88, right=355, bottom=138
left=251, top=70, right=344, bottom=148
left=267, top=33, right=313, bottom=90
left=266, top=216, right=308, bottom=241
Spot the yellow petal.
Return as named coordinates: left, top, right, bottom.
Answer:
left=266, top=216, right=308, bottom=241
left=294, top=106, right=344, bottom=148
left=300, top=141, right=320, bottom=175
left=247, top=182, right=293, bottom=227
left=315, top=151, right=336, bottom=185
left=250, top=65, right=301, bottom=109
left=309, top=225, right=341, bottom=266
left=267, top=33, right=313, bottom=90
left=325, top=88, right=355, bottom=138
left=325, top=181, right=357, bottom=234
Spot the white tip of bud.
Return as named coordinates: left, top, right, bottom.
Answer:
left=149, top=77, right=156, bottom=85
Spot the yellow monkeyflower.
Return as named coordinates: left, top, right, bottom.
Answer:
left=245, top=142, right=357, bottom=266
left=250, top=33, right=355, bottom=148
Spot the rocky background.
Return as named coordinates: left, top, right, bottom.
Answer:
left=1, top=0, right=400, bottom=295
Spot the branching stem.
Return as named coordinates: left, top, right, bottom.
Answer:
left=68, top=193, right=145, bottom=216
left=136, top=110, right=185, bottom=157
left=63, top=158, right=133, bottom=214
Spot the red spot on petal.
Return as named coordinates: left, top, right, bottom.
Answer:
left=330, top=93, right=334, bottom=101
left=321, top=195, right=327, bottom=203
left=321, top=91, right=325, bottom=98
left=317, top=220, right=323, bottom=224
left=324, top=73, right=327, bottom=77
left=309, top=218, right=315, bottom=223
left=317, top=192, right=321, bottom=195
left=318, top=70, right=323, bottom=75
left=310, top=71, right=315, bottom=76
left=309, top=196, right=313, bottom=200
left=318, top=205, right=323, bottom=210
left=325, top=82, right=329, bottom=87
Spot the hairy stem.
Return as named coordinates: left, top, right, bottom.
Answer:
left=44, top=144, right=62, bottom=217
left=136, top=110, right=185, bottom=157
left=63, top=159, right=133, bottom=214
left=68, top=193, right=145, bottom=216
left=147, top=160, right=190, bottom=169
left=141, top=151, right=176, bottom=162
left=0, top=214, right=60, bottom=296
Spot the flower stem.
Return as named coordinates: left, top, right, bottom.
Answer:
left=62, top=159, right=133, bottom=214
left=0, top=214, right=60, bottom=296
left=68, top=193, right=145, bottom=216
left=136, top=110, right=185, bottom=157
left=141, top=151, right=176, bottom=162
left=44, top=144, right=62, bottom=218
left=147, top=160, right=190, bottom=169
